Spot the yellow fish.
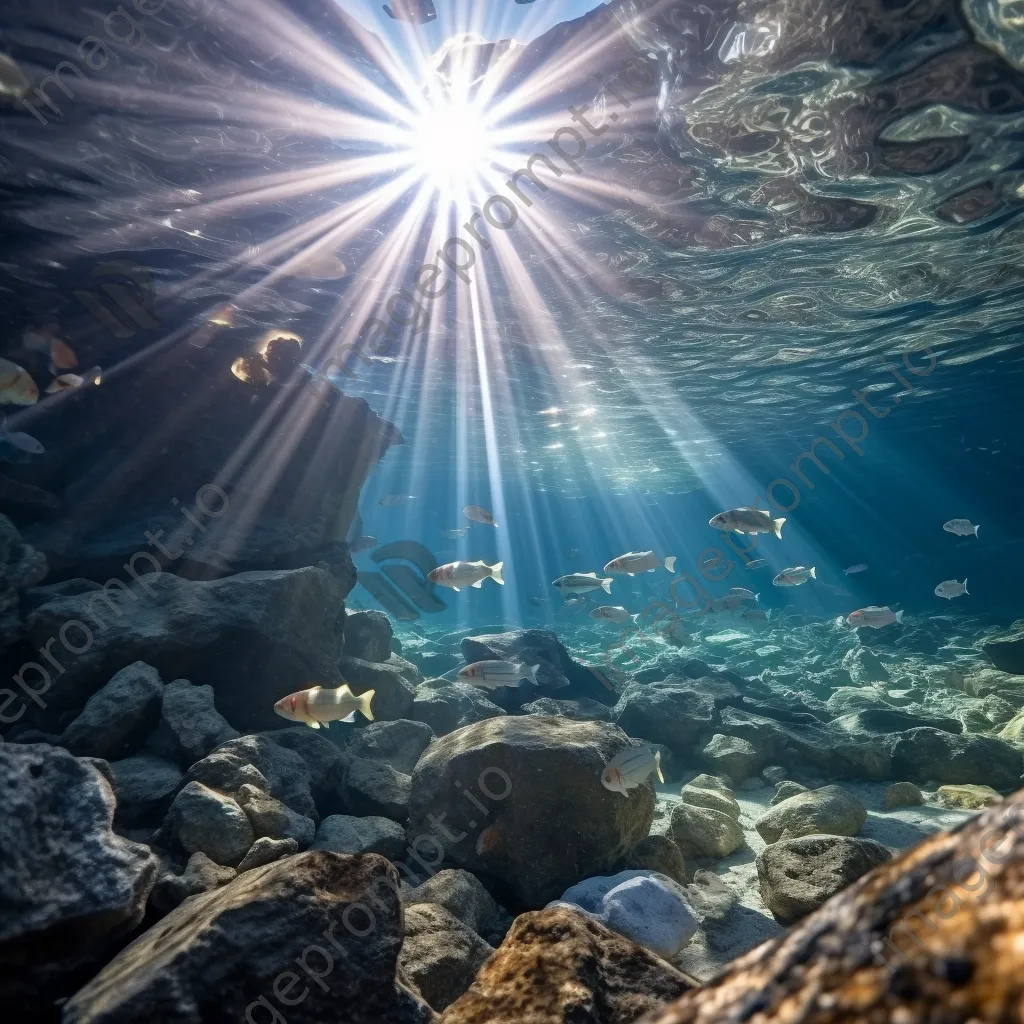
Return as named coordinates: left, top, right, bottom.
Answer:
left=0, top=357, right=38, bottom=406
left=273, top=683, right=374, bottom=728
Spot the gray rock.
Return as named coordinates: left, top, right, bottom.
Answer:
left=345, top=719, right=435, bottom=774
left=702, top=733, right=766, bottom=782
left=756, top=834, right=892, bottom=924
left=259, top=726, right=348, bottom=816
left=63, top=853, right=437, bottom=1024
left=404, top=868, right=504, bottom=938
left=841, top=647, right=890, bottom=684
left=59, top=661, right=164, bottom=759
left=167, top=781, right=255, bottom=866
left=399, top=902, right=495, bottom=1011
left=885, top=728, right=1023, bottom=789
left=611, top=682, right=718, bottom=755
left=0, top=743, right=157, bottom=1014
left=884, top=781, right=924, bottom=809
left=343, top=609, right=394, bottom=662
left=756, top=785, right=866, bottom=844
left=770, top=780, right=810, bottom=806
left=236, top=783, right=315, bottom=847
left=150, top=851, right=237, bottom=912
left=625, top=835, right=687, bottom=886
left=762, top=764, right=788, bottom=784
left=681, top=775, right=741, bottom=821
left=0, top=513, right=46, bottom=656
left=342, top=757, right=412, bottom=823
left=408, top=717, right=654, bottom=906
left=737, top=776, right=765, bottom=791
left=982, top=627, right=1024, bottom=675
left=669, top=802, right=745, bottom=860
left=313, top=814, right=407, bottom=860
left=108, top=753, right=183, bottom=825
left=149, top=678, right=238, bottom=766
left=236, top=836, right=299, bottom=872
left=520, top=697, right=612, bottom=721
left=410, top=682, right=505, bottom=735
left=339, top=653, right=421, bottom=721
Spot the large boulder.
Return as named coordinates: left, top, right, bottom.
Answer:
left=58, top=661, right=164, bottom=759
left=884, top=728, right=1024, bottom=789
left=343, top=609, right=394, bottom=663
left=313, top=815, right=407, bottom=860
left=756, top=835, right=892, bottom=924
left=338, top=654, right=420, bottom=721
left=147, top=678, right=238, bottom=767
left=404, top=869, right=505, bottom=942
left=108, top=752, right=183, bottom=826
left=0, top=744, right=157, bottom=1015
left=345, top=720, right=435, bottom=774
left=983, top=627, right=1024, bottom=675
left=408, top=717, right=654, bottom=908
left=611, top=682, right=718, bottom=755
left=341, top=757, right=412, bottom=823
left=439, top=906, right=694, bottom=1024
left=701, top=733, right=766, bottom=782
left=24, top=566, right=347, bottom=732
left=681, top=775, right=741, bottom=820
left=755, top=786, right=866, bottom=845
left=410, top=683, right=505, bottom=735
left=62, top=852, right=437, bottom=1024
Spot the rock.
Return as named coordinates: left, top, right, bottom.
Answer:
left=756, top=834, right=892, bottom=924
left=833, top=707, right=962, bottom=735
left=439, top=906, right=693, bottom=1024
left=762, top=765, right=788, bottom=784
left=236, top=783, right=316, bottom=846
left=410, top=683, right=506, bottom=735
left=148, top=678, right=238, bottom=766
left=184, top=734, right=317, bottom=820
left=63, top=852, right=436, bottom=1024
left=625, top=835, right=687, bottom=886
left=400, top=903, right=495, bottom=1011
left=342, top=756, right=412, bottom=822
left=669, top=802, right=744, bottom=860
left=58, top=661, right=164, bottom=759
left=520, top=697, right=612, bottom=721
left=737, top=776, right=765, bottom=790
left=313, top=814, right=407, bottom=860
left=982, top=627, right=1024, bottom=675
left=756, top=786, right=866, bottom=844
left=166, top=781, right=255, bottom=866
left=346, top=719, right=435, bottom=774
left=108, top=752, right=183, bottom=825
left=885, top=727, right=1022, bottom=789
left=236, top=836, right=298, bottom=872
left=999, top=709, right=1024, bottom=743
left=701, top=734, right=765, bottom=782
left=639, top=789, right=1024, bottom=1024
left=150, top=851, right=237, bottom=912
left=25, top=566, right=347, bottom=732
left=841, top=646, right=890, bottom=684
left=611, top=682, right=718, bottom=755
left=681, top=775, right=741, bottom=821
left=338, top=653, right=422, bottom=722
left=770, top=780, right=809, bottom=806
left=0, top=744, right=157, bottom=1014
left=408, top=717, right=654, bottom=907
left=343, top=608, right=394, bottom=662
left=684, top=869, right=737, bottom=923
left=259, top=727, right=347, bottom=817
left=405, top=869, right=504, bottom=940
left=0, top=513, right=46, bottom=656
left=937, top=784, right=1003, bottom=809
left=555, top=870, right=699, bottom=959
left=883, top=781, right=924, bottom=809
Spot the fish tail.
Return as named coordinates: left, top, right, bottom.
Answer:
left=974, top=524, right=980, bottom=537
left=631, top=612, right=639, bottom=624
left=664, top=555, right=677, bottom=573
left=895, top=609, right=904, bottom=623
left=773, top=517, right=786, bottom=539
left=963, top=578, right=969, bottom=595
left=754, top=593, right=760, bottom=603
left=526, top=663, right=540, bottom=685
left=809, top=566, right=817, bottom=579
left=490, top=561, right=504, bottom=584
left=654, top=748, right=664, bottom=783
left=601, top=578, right=612, bottom=594
left=359, top=689, right=375, bottom=721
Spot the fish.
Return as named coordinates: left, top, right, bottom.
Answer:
left=45, top=366, right=101, bottom=392
left=744, top=558, right=769, bottom=570
left=0, top=357, right=38, bottom=406
left=24, top=328, right=77, bottom=371
left=427, top=559, right=504, bottom=591
left=772, top=566, right=816, bottom=587
left=441, top=527, right=470, bottom=538
left=0, top=416, right=43, bottom=455
left=379, top=494, right=415, bottom=506
left=710, top=508, right=786, bottom=539
left=726, top=587, right=758, bottom=602
left=935, top=578, right=969, bottom=600
left=844, top=564, right=869, bottom=575
left=601, top=743, right=664, bottom=797
left=603, top=550, right=677, bottom=575
left=383, top=0, right=437, bottom=23
left=846, top=605, right=904, bottom=629
left=350, top=535, right=377, bottom=553
left=463, top=504, right=497, bottom=526
left=553, top=572, right=612, bottom=595
left=458, top=660, right=540, bottom=690
left=563, top=594, right=589, bottom=609
left=589, top=605, right=639, bottom=623
left=273, top=683, right=374, bottom=728
left=208, top=304, right=235, bottom=327
left=943, top=519, right=980, bottom=538
left=742, top=608, right=768, bottom=623
left=0, top=53, right=29, bottom=101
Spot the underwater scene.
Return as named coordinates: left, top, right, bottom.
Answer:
left=3, top=0, right=1024, bottom=1020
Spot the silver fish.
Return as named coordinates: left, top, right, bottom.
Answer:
left=744, top=558, right=769, bottom=570
left=601, top=744, right=664, bottom=797
left=710, top=508, right=786, bottom=538
left=458, top=660, right=539, bottom=690
left=463, top=505, right=497, bottom=526
left=846, top=606, right=903, bottom=628
left=772, top=566, right=816, bottom=587
left=844, top=564, right=868, bottom=575
left=589, top=605, right=638, bottom=623
left=935, top=578, right=968, bottom=599
left=428, top=560, right=504, bottom=591
left=603, top=550, right=677, bottom=575
left=943, top=519, right=979, bottom=538
left=553, top=572, right=612, bottom=595
left=726, top=587, right=758, bottom=602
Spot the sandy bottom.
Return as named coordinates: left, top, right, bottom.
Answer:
left=651, top=780, right=975, bottom=981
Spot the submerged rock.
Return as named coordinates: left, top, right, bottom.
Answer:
left=669, top=802, right=745, bottom=860
left=147, top=678, right=238, bottom=767
left=982, top=626, right=1024, bottom=675
left=626, top=835, right=687, bottom=886
left=701, top=733, right=765, bottom=782
left=770, top=780, right=808, bottom=806
left=62, top=852, right=436, bottom=1024
left=345, top=719, right=434, bottom=774
left=343, top=608, right=394, bottom=663
left=0, top=744, right=157, bottom=1016
left=681, top=775, right=741, bottom=821
left=236, top=783, right=315, bottom=847
left=885, top=727, right=1022, bottom=789
left=338, top=653, right=421, bottom=721
left=150, top=851, right=236, bottom=912
left=108, top=752, right=183, bottom=825
left=408, top=716, right=653, bottom=907
left=404, top=868, right=505, bottom=942
left=521, top=697, right=612, bottom=721
left=341, top=756, right=412, bottom=823
left=440, top=906, right=694, bottom=1024
left=410, top=682, right=506, bottom=735
left=611, top=682, right=718, bottom=755
left=756, top=834, right=892, bottom=924
left=166, top=781, right=255, bottom=867
left=883, top=781, right=924, bottom=809
left=313, top=814, right=407, bottom=860
left=937, top=783, right=1003, bottom=809
left=756, top=786, right=866, bottom=844
left=0, top=513, right=46, bottom=656
left=236, top=836, right=298, bottom=872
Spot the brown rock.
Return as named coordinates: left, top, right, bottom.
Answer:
left=440, top=906, right=695, bottom=1024
left=637, top=786, right=1024, bottom=1023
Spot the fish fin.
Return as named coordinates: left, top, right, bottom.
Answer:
left=963, top=578, right=969, bottom=595
left=809, top=566, right=817, bottom=578
left=583, top=571, right=598, bottom=578
left=490, top=561, right=504, bottom=584
left=631, top=613, right=639, bottom=624
left=754, top=593, right=760, bottom=603
left=601, top=578, right=612, bottom=594
left=359, top=689, right=375, bottom=721
left=773, top=517, right=786, bottom=539
left=308, top=720, right=321, bottom=729
left=654, top=749, right=664, bottom=783
left=895, top=609, right=904, bottom=623
left=471, top=579, right=484, bottom=588
left=664, top=556, right=676, bottom=572
left=527, top=664, right=540, bottom=685
left=340, top=711, right=357, bottom=723
left=974, top=525, right=980, bottom=536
